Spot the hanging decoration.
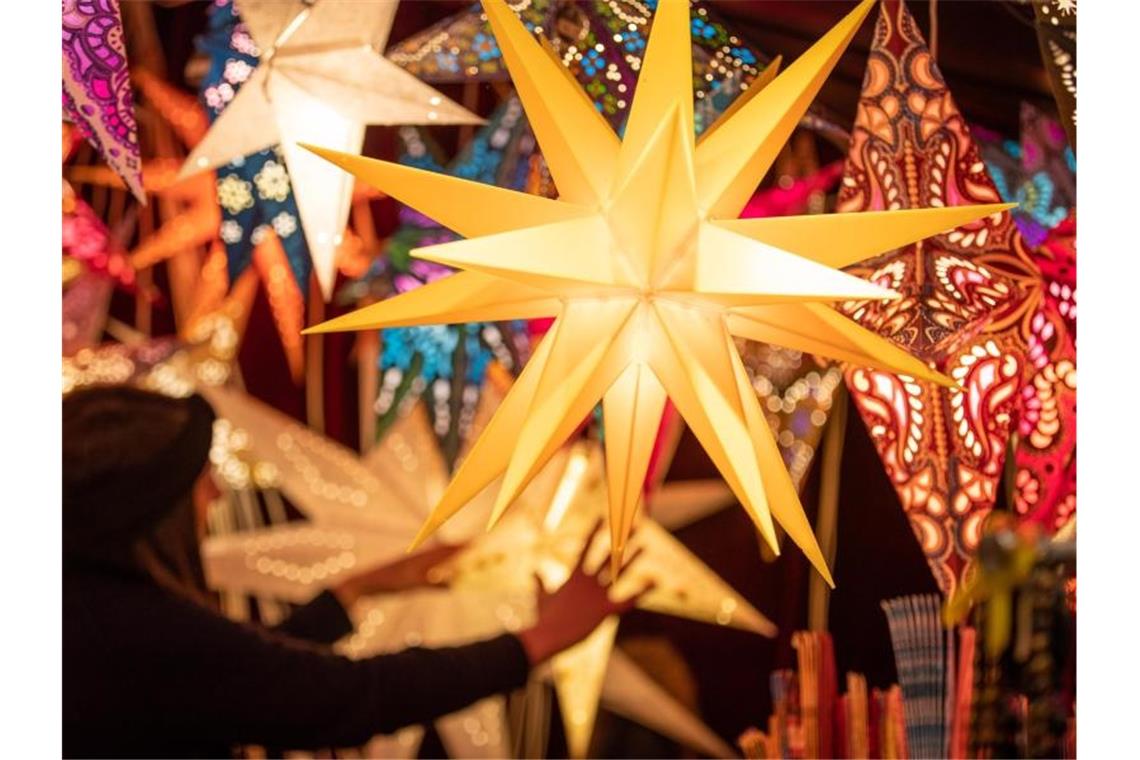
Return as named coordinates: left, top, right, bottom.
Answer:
left=1019, top=103, right=1076, bottom=215
left=200, top=386, right=750, bottom=760
left=388, top=0, right=772, bottom=130
left=77, top=60, right=307, bottom=378
left=61, top=301, right=245, bottom=399
left=340, top=99, right=537, bottom=470
left=304, top=0, right=1008, bottom=580
left=975, top=109, right=1077, bottom=534
left=976, top=103, right=1075, bottom=248
left=836, top=0, right=1031, bottom=595
left=144, top=66, right=307, bottom=369
left=63, top=68, right=213, bottom=298
left=180, top=0, right=482, bottom=301
left=365, top=1, right=782, bottom=471
left=62, top=0, right=145, bottom=203
left=1002, top=214, right=1076, bottom=533
left=1029, top=0, right=1076, bottom=149
left=736, top=342, right=845, bottom=494
left=355, top=3, right=780, bottom=471
left=193, top=0, right=312, bottom=298
left=387, top=0, right=859, bottom=150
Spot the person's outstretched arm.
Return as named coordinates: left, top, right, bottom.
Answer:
left=270, top=544, right=463, bottom=645
left=131, top=524, right=647, bottom=751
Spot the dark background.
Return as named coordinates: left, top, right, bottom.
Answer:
left=122, top=0, right=1044, bottom=752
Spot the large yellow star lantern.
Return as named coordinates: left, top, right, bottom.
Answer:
left=303, top=0, right=1013, bottom=584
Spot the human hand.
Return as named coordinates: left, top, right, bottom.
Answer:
left=516, top=521, right=653, bottom=666
left=332, top=543, right=464, bottom=608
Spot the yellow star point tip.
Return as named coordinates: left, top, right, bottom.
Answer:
left=408, top=522, right=437, bottom=553
left=299, top=311, right=363, bottom=335
left=302, top=0, right=959, bottom=587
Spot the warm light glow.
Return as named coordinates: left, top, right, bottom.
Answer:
left=202, top=393, right=761, bottom=758
left=303, top=0, right=1012, bottom=585
left=543, top=444, right=590, bottom=531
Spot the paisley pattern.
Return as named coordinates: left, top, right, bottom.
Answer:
left=837, top=1, right=1031, bottom=595
left=974, top=110, right=1076, bottom=533
left=1009, top=214, right=1076, bottom=532
left=62, top=0, right=144, bottom=202
left=388, top=0, right=769, bottom=131
left=197, top=0, right=311, bottom=295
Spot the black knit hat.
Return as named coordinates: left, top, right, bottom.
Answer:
left=63, top=386, right=217, bottom=557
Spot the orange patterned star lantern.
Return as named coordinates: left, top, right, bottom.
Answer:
left=837, top=0, right=1032, bottom=595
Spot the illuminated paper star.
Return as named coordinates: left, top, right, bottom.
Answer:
left=444, top=441, right=772, bottom=758
left=179, top=0, right=483, bottom=300
left=200, top=385, right=750, bottom=759
left=303, top=0, right=1012, bottom=584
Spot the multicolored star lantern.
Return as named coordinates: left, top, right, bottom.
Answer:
left=976, top=103, right=1075, bottom=248
left=69, top=66, right=308, bottom=379
left=63, top=0, right=144, bottom=203
left=836, top=0, right=1033, bottom=594
left=346, top=101, right=538, bottom=471
left=975, top=107, right=1076, bottom=533
left=193, top=0, right=312, bottom=300
left=1030, top=0, right=1076, bottom=149
left=388, top=0, right=771, bottom=130
left=179, top=0, right=482, bottom=300
left=303, top=0, right=1012, bottom=582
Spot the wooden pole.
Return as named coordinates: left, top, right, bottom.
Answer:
left=808, top=384, right=848, bottom=631
left=458, top=80, right=480, bottom=146
left=356, top=323, right=379, bottom=453
left=305, top=276, right=326, bottom=433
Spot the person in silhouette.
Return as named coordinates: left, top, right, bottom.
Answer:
left=63, top=385, right=646, bottom=758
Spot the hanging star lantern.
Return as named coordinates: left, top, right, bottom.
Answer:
left=62, top=0, right=144, bottom=203
left=354, top=101, right=539, bottom=471
left=66, top=66, right=308, bottom=377
left=837, top=0, right=1036, bottom=595
left=179, top=0, right=482, bottom=300
left=199, top=386, right=748, bottom=759
left=303, top=0, right=1012, bottom=582
left=441, top=441, right=772, bottom=758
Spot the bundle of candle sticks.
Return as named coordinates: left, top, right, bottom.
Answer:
left=739, top=522, right=1075, bottom=760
